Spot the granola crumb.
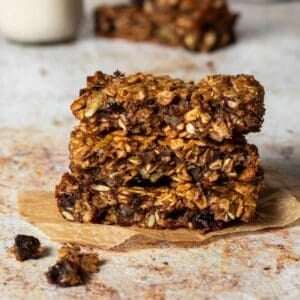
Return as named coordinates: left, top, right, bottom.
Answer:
left=46, top=244, right=100, bottom=287
left=10, top=234, right=44, bottom=261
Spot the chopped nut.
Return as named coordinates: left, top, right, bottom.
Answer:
left=147, top=215, right=156, bottom=228
left=227, top=100, right=238, bottom=109
left=202, top=31, right=217, bottom=52
left=184, top=32, right=200, bottom=50
left=85, top=92, right=107, bottom=118
left=128, top=156, right=142, bottom=165
left=62, top=211, right=75, bottom=221
left=157, top=91, right=175, bottom=105
left=209, top=159, right=223, bottom=170
left=184, top=107, right=201, bottom=122
left=186, top=123, right=196, bottom=134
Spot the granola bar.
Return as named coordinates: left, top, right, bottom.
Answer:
left=69, top=128, right=260, bottom=188
left=95, top=0, right=238, bottom=52
left=72, top=72, right=265, bottom=142
left=56, top=172, right=263, bottom=230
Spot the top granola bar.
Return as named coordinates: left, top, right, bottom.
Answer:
left=71, top=71, right=265, bottom=142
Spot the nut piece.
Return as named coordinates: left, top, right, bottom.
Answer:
left=184, top=107, right=201, bottom=122
left=85, top=92, right=107, bottom=118
left=91, top=184, right=111, bottom=192
left=157, top=91, right=175, bottom=106
left=186, top=123, right=196, bottom=134
left=10, top=234, right=44, bottom=261
left=62, top=210, right=75, bottom=221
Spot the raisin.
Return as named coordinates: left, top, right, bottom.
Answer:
left=92, top=210, right=107, bottom=223
left=192, top=212, right=223, bottom=232
left=117, top=204, right=135, bottom=226
left=127, top=175, right=170, bottom=187
left=166, top=209, right=186, bottom=220
left=188, top=166, right=202, bottom=182
left=127, top=175, right=152, bottom=187
left=154, top=175, right=171, bottom=187
left=59, top=194, right=77, bottom=210
left=107, top=101, right=123, bottom=112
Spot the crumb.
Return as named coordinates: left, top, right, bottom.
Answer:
left=46, top=244, right=100, bottom=287
left=39, top=68, right=48, bottom=77
left=280, top=146, right=294, bottom=160
left=206, top=60, right=216, bottom=72
left=52, top=119, right=63, bottom=127
left=10, top=234, right=44, bottom=261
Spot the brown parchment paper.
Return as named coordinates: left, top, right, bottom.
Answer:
left=18, top=171, right=300, bottom=249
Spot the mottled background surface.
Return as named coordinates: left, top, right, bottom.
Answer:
left=0, top=1, right=299, bottom=299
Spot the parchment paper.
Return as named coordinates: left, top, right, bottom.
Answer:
left=18, top=171, right=300, bottom=249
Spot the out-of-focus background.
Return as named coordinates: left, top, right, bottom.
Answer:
left=0, top=1, right=299, bottom=299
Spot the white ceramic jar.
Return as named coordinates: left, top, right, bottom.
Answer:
left=0, top=0, right=83, bottom=43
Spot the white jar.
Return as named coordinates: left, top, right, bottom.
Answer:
left=0, top=0, right=83, bottom=43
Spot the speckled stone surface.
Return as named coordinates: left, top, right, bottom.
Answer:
left=0, top=1, right=299, bottom=299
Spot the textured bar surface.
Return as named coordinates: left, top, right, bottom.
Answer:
left=72, top=71, right=265, bottom=142
left=69, top=128, right=260, bottom=188
left=56, top=172, right=263, bottom=230
left=95, top=0, right=238, bottom=52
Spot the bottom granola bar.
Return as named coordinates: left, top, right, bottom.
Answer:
left=56, top=172, right=263, bottom=232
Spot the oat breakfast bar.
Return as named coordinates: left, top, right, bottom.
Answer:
left=56, top=172, right=263, bottom=230
left=72, top=71, right=265, bottom=142
left=69, top=129, right=260, bottom=188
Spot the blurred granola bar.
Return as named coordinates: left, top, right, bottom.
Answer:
left=94, top=0, right=238, bottom=52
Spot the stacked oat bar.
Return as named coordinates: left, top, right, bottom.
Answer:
left=56, top=71, right=265, bottom=232
left=95, top=0, right=238, bottom=52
